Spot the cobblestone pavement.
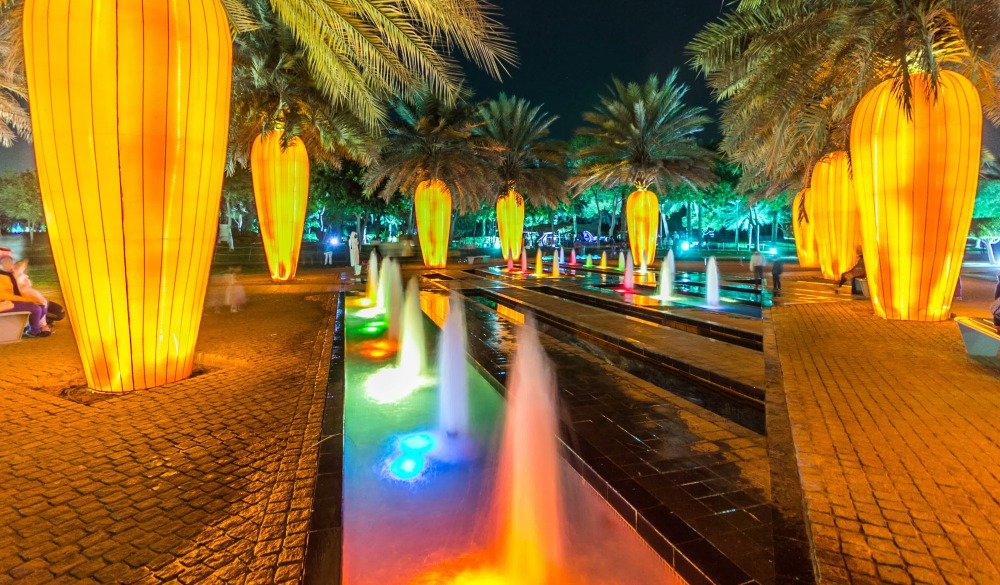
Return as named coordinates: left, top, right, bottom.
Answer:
left=0, top=271, right=348, bottom=584
left=771, top=294, right=1000, bottom=585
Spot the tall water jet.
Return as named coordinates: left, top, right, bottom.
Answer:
left=535, top=249, right=544, bottom=277
left=657, top=251, right=675, bottom=304
left=551, top=252, right=559, bottom=277
left=639, top=257, right=648, bottom=275
left=558, top=247, right=564, bottom=264
left=666, top=248, right=676, bottom=276
left=376, top=258, right=391, bottom=312
left=521, top=249, right=528, bottom=273
left=569, top=249, right=577, bottom=266
left=366, top=251, right=380, bottom=305
left=398, top=278, right=426, bottom=377
left=706, top=256, right=721, bottom=308
left=506, top=256, right=514, bottom=272
left=617, top=252, right=626, bottom=271
left=438, top=292, right=469, bottom=439
left=585, top=251, right=593, bottom=268
left=496, top=316, right=564, bottom=584
left=387, top=261, right=405, bottom=340
left=599, top=252, right=607, bottom=269
left=616, top=252, right=635, bottom=293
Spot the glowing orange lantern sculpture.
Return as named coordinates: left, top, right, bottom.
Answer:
left=496, top=190, right=525, bottom=261
left=414, top=180, right=452, bottom=268
left=626, top=189, right=659, bottom=266
left=792, top=189, right=820, bottom=268
left=809, top=152, right=861, bottom=280
left=23, top=0, right=232, bottom=392
left=851, top=71, right=981, bottom=321
left=250, top=131, right=310, bottom=282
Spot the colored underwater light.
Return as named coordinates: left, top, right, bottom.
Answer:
left=356, top=307, right=384, bottom=319
left=365, top=366, right=431, bottom=404
left=388, top=454, right=427, bottom=481
left=399, top=433, right=436, bottom=454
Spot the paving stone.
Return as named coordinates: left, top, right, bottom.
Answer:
left=0, top=278, right=338, bottom=585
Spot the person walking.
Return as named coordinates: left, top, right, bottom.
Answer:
left=349, top=232, right=361, bottom=277
left=323, top=236, right=334, bottom=266
left=771, top=257, right=784, bottom=295
left=749, top=249, right=766, bottom=287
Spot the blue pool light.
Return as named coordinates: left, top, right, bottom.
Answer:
left=388, top=454, right=427, bottom=481
left=400, top=433, right=436, bottom=454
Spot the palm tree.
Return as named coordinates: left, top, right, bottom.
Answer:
left=691, top=0, right=1000, bottom=322
left=476, top=94, right=568, bottom=260
left=688, top=0, right=1000, bottom=191
left=571, top=72, right=716, bottom=265
left=4, top=0, right=516, bottom=133
left=364, top=90, right=496, bottom=267
left=0, top=5, right=27, bottom=146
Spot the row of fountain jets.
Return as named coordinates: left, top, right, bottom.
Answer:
left=506, top=247, right=721, bottom=308
left=360, top=250, right=577, bottom=583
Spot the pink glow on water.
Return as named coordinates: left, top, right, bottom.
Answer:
left=495, top=318, right=564, bottom=583
left=614, top=253, right=636, bottom=293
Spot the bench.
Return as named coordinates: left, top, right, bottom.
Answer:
left=956, top=317, right=1000, bottom=357
left=0, top=311, right=30, bottom=344
left=465, top=254, right=490, bottom=264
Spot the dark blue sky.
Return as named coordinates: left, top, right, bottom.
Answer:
left=465, top=0, right=726, bottom=139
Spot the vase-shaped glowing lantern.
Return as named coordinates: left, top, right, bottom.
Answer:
left=851, top=71, right=981, bottom=321
left=626, top=189, right=659, bottom=267
left=250, top=131, right=310, bottom=283
left=23, top=0, right=232, bottom=393
left=809, top=152, right=861, bottom=280
left=414, top=179, right=452, bottom=268
left=496, top=190, right=525, bottom=261
left=792, top=189, right=820, bottom=268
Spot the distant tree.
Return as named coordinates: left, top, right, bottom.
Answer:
left=221, top=169, right=256, bottom=237
left=972, top=180, right=1000, bottom=263
left=0, top=170, right=43, bottom=242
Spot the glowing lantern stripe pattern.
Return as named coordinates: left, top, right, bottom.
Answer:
left=497, top=190, right=525, bottom=261
left=792, top=189, right=820, bottom=268
left=851, top=71, right=981, bottom=321
left=23, top=0, right=232, bottom=392
left=414, top=180, right=452, bottom=268
left=251, top=131, right=310, bottom=282
left=626, top=189, right=659, bottom=266
left=809, top=152, right=861, bottom=281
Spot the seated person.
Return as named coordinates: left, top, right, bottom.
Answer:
left=0, top=254, right=50, bottom=337
left=837, top=255, right=866, bottom=291
left=12, top=259, right=65, bottom=323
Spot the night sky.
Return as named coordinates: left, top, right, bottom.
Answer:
left=464, top=0, right=727, bottom=140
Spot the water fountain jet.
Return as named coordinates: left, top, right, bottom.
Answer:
left=366, top=251, right=380, bottom=305
left=656, top=250, right=675, bottom=305
left=599, top=252, right=607, bottom=269
left=534, top=249, right=544, bottom=278
left=551, top=253, right=559, bottom=277
left=569, top=249, right=577, bottom=266
left=706, top=256, right=721, bottom=308
left=398, top=278, right=426, bottom=377
left=617, top=252, right=625, bottom=271
left=520, top=249, right=528, bottom=274
left=615, top=253, right=636, bottom=293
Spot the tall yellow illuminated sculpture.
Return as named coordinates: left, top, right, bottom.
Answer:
left=496, top=190, right=525, bottom=261
left=23, top=0, right=232, bottom=393
left=809, top=152, right=861, bottom=280
left=851, top=71, right=981, bottom=321
left=250, top=131, right=310, bottom=282
left=626, top=189, right=659, bottom=266
left=792, top=189, right=819, bottom=268
left=415, top=180, right=452, bottom=268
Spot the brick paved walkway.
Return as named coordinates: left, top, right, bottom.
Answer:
left=771, top=296, right=1000, bottom=585
left=0, top=275, right=342, bottom=584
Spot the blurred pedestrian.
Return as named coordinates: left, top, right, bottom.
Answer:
left=349, top=232, right=361, bottom=277
left=750, top=249, right=766, bottom=286
left=222, top=266, right=246, bottom=312
left=771, top=257, right=784, bottom=295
